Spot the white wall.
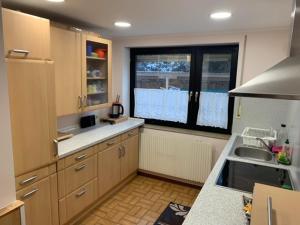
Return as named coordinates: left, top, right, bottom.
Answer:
left=111, top=28, right=291, bottom=162
left=0, top=2, right=17, bottom=208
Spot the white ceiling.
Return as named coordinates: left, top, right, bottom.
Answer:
left=2, top=0, right=294, bottom=38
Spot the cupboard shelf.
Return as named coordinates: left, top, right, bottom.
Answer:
left=87, top=91, right=106, bottom=95
left=87, top=77, right=106, bottom=80
left=86, top=56, right=106, bottom=61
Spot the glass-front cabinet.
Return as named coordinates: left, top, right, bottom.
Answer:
left=82, top=34, right=112, bottom=111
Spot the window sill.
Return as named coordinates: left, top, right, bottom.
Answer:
left=143, top=124, right=231, bottom=140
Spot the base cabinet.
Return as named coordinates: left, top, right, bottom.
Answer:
left=121, top=134, right=139, bottom=180
left=98, top=129, right=140, bottom=197
left=98, top=145, right=121, bottom=197
left=59, top=179, right=98, bottom=224
left=16, top=177, right=53, bottom=225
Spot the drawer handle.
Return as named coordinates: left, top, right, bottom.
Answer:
left=19, top=175, right=38, bottom=185
left=75, top=164, right=86, bottom=172
left=21, top=188, right=39, bottom=200
left=8, top=49, right=30, bottom=56
left=128, top=132, right=134, bottom=137
left=76, top=189, right=86, bottom=198
left=106, top=141, right=115, bottom=146
left=267, top=196, right=273, bottom=225
left=75, top=154, right=87, bottom=161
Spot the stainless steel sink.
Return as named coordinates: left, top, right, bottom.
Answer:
left=234, top=146, right=273, bottom=162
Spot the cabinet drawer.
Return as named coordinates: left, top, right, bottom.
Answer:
left=98, top=136, right=121, bottom=152
left=121, top=128, right=139, bottom=141
left=15, top=164, right=56, bottom=191
left=58, top=155, right=97, bottom=197
left=59, top=178, right=97, bottom=223
left=59, top=145, right=96, bottom=170
left=16, top=177, right=52, bottom=225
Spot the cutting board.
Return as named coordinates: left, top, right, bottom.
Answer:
left=101, top=115, right=128, bottom=124
left=251, top=183, right=300, bottom=225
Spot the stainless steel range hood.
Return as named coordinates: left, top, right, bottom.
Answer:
left=229, top=0, right=300, bottom=100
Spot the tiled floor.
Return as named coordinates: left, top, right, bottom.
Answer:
left=79, top=175, right=200, bottom=225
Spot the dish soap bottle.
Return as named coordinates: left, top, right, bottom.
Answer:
left=277, top=139, right=291, bottom=165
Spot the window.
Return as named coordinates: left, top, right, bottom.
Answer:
left=130, top=45, right=238, bottom=134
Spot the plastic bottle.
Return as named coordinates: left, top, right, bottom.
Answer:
left=277, top=124, right=288, bottom=146
left=278, top=139, right=291, bottom=165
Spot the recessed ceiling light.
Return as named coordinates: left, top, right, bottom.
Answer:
left=114, top=21, right=131, bottom=28
left=210, top=11, right=232, bottom=20
left=47, top=0, right=65, bottom=3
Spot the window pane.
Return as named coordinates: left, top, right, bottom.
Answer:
left=134, top=54, right=191, bottom=123
left=197, top=54, right=232, bottom=129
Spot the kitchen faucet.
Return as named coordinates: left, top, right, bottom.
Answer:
left=256, top=138, right=273, bottom=152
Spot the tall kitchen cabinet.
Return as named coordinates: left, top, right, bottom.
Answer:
left=2, top=8, right=59, bottom=225
left=51, top=25, right=112, bottom=117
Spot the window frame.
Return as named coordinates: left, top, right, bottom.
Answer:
left=130, top=45, right=239, bottom=134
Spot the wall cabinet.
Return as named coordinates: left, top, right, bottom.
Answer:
left=7, top=59, right=57, bottom=176
left=50, top=25, right=82, bottom=117
left=51, top=25, right=112, bottom=116
left=81, top=33, right=112, bottom=111
left=2, top=8, right=50, bottom=60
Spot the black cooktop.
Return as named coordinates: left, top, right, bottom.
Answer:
left=216, top=160, right=293, bottom=193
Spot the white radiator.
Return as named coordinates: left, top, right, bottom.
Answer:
left=139, top=128, right=213, bottom=183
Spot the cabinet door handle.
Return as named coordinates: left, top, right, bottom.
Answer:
left=78, top=96, right=82, bottom=109
left=8, top=49, right=30, bottom=56
left=75, top=164, right=86, bottom=172
left=118, top=147, right=122, bottom=158
left=76, top=189, right=86, bottom=198
left=53, top=139, right=59, bottom=156
left=75, top=154, right=87, bottom=161
left=19, top=175, right=38, bottom=185
left=21, top=188, right=39, bottom=200
left=267, top=196, right=273, bottom=225
left=122, top=145, right=126, bottom=157
left=195, top=91, right=199, bottom=103
left=106, top=141, right=115, bottom=146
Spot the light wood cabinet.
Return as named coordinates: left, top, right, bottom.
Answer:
left=98, top=144, right=121, bottom=197
left=58, top=155, right=97, bottom=198
left=7, top=59, right=57, bottom=176
left=98, top=129, right=140, bottom=197
left=51, top=26, right=112, bottom=117
left=50, top=25, right=82, bottom=116
left=81, top=33, right=112, bottom=111
left=251, top=183, right=300, bottom=225
left=16, top=177, right=52, bottom=225
left=59, top=179, right=97, bottom=224
left=121, top=134, right=139, bottom=180
left=2, top=8, right=50, bottom=60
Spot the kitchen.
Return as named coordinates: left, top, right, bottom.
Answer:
left=0, top=0, right=299, bottom=225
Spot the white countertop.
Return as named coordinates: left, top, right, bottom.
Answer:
left=183, top=134, right=300, bottom=225
left=58, top=118, right=144, bottom=158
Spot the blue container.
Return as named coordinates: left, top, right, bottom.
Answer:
left=87, top=44, right=93, bottom=56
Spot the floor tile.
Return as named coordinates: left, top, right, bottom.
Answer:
left=78, top=176, right=200, bottom=225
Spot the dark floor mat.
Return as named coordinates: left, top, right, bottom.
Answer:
left=154, top=202, right=191, bottom=225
